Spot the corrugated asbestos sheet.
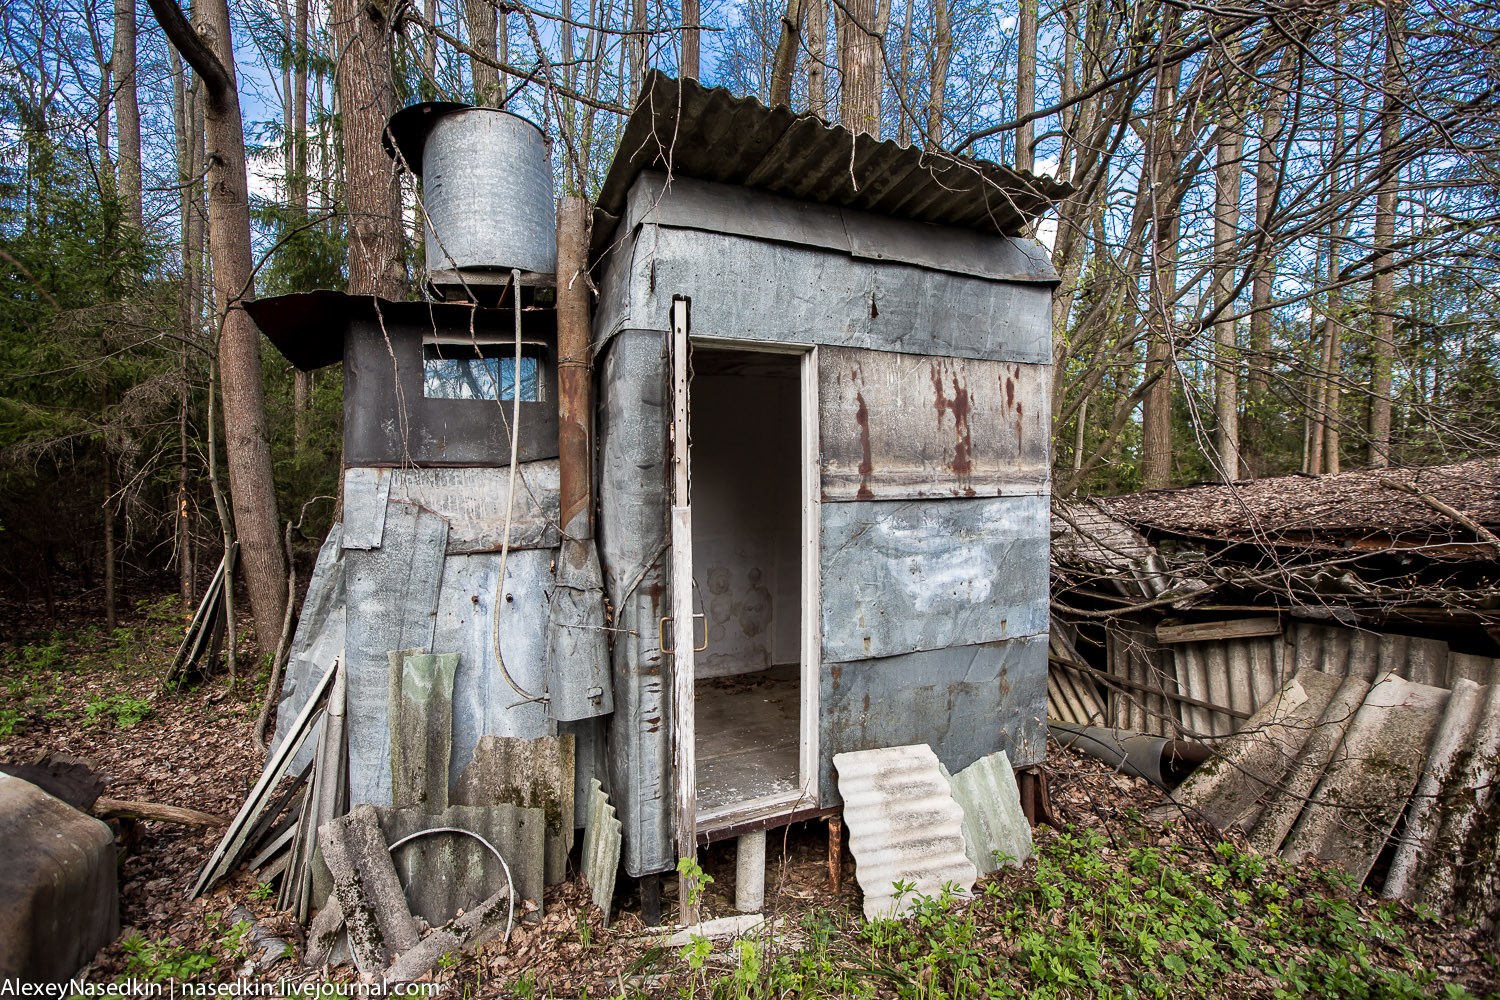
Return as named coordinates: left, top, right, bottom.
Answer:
left=946, top=752, right=1032, bottom=875
left=581, top=778, right=622, bottom=924
left=1046, top=613, right=1500, bottom=740
left=592, top=72, right=1071, bottom=256
left=1163, top=669, right=1500, bottom=923
left=834, top=744, right=977, bottom=919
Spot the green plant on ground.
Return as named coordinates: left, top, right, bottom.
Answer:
left=83, top=692, right=153, bottom=728
left=119, top=932, right=217, bottom=983
left=677, top=855, right=715, bottom=910
left=639, top=825, right=1482, bottom=999
left=0, top=705, right=21, bottom=737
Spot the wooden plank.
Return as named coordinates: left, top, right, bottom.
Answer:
left=669, top=297, right=699, bottom=926
left=190, top=658, right=337, bottom=899
left=799, top=347, right=821, bottom=809
left=1156, top=618, right=1282, bottom=645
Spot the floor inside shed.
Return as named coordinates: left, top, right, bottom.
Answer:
left=695, top=663, right=801, bottom=817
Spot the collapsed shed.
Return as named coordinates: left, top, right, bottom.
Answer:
left=1048, top=459, right=1500, bottom=923
left=242, top=72, right=1068, bottom=927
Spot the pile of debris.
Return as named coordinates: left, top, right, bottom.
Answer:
left=191, top=653, right=616, bottom=982
left=1048, top=459, right=1500, bottom=928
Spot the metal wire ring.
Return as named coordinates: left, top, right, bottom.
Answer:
left=387, top=826, right=516, bottom=943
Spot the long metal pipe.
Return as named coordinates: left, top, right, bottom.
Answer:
left=556, top=196, right=592, bottom=539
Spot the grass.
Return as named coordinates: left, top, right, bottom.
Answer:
left=0, top=594, right=184, bottom=738
left=606, top=825, right=1485, bottom=1000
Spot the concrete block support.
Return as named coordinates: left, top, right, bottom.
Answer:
left=735, top=830, right=766, bottom=913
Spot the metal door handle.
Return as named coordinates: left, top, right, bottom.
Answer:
left=659, top=614, right=709, bottom=653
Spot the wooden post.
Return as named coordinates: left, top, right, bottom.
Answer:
left=827, top=815, right=843, bottom=892
left=669, top=297, right=699, bottom=925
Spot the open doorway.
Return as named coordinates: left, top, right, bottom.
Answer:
left=688, top=345, right=806, bottom=824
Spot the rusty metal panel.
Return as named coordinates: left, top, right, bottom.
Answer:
left=386, top=463, right=561, bottom=553
left=818, top=346, right=1048, bottom=501
left=833, top=744, right=977, bottom=919
left=595, top=330, right=674, bottom=877
left=820, top=496, right=1049, bottom=663
left=594, top=223, right=1053, bottom=365
left=819, top=635, right=1048, bottom=807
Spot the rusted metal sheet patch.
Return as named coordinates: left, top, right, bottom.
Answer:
left=819, top=346, right=1049, bottom=501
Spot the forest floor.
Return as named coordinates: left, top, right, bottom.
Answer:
left=2, top=589, right=1498, bottom=997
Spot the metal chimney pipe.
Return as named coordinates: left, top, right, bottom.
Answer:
left=555, top=196, right=593, bottom=540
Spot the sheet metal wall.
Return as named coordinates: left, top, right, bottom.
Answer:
left=594, top=174, right=1052, bottom=874
left=592, top=176, right=1053, bottom=365
left=273, top=464, right=568, bottom=805
left=595, top=330, right=675, bottom=877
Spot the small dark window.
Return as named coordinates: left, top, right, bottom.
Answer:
left=422, top=340, right=545, bottom=402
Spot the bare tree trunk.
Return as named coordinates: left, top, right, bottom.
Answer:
left=464, top=0, right=499, bottom=105
left=681, top=0, right=700, bottom=79
left=1014, top=0, right=1037, bottom=172
left=1213, top=127, right=1243, bottom=481
left=333, top=0, right=406, bottom=298
left=1242, top=47, right=1292, bottom=475
left=146, top=0, right=290, bottom=649
left=768, top=0, right=804, bottom=107
left=1367, top=0, right=1404, bottom=468
left=837, top=0, right=886, bottom=137
left=1140, top=15, right=1182, bottom=491
left=1324, top=281, right=1342, bottom=475
left=170, top=50, right=196, bottom=606
left=292, top=0, right=311, bottom=453
left=103, top=449, right=116, bottom=631
left=112, top=0, right=141, bottom=229
left=422, top=0, right=437, bottom=95
left=895, top=0, right=914, bottom=145
left=629, top=0, right=647, bottom=101
left=925, top=0, right=950, bottom=150
left=805, top=0, right=827, bottom=116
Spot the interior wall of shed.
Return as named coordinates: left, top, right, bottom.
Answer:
left=688, top=349, right=802, bottom=678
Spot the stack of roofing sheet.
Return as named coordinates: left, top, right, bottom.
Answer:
left=1162, top=668, right=1500, bottom=920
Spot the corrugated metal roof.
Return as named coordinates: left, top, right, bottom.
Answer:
left=592, top=72, right=1072, bottom=258
left=833, top=744, right=977, bottom=920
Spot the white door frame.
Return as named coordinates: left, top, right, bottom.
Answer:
left=675, top=335, right=821, bottom=832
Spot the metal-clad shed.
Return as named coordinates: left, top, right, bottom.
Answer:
left=588, top=74, right=1060, bottom=879
left=250, top=72, right=1062, bottom=900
